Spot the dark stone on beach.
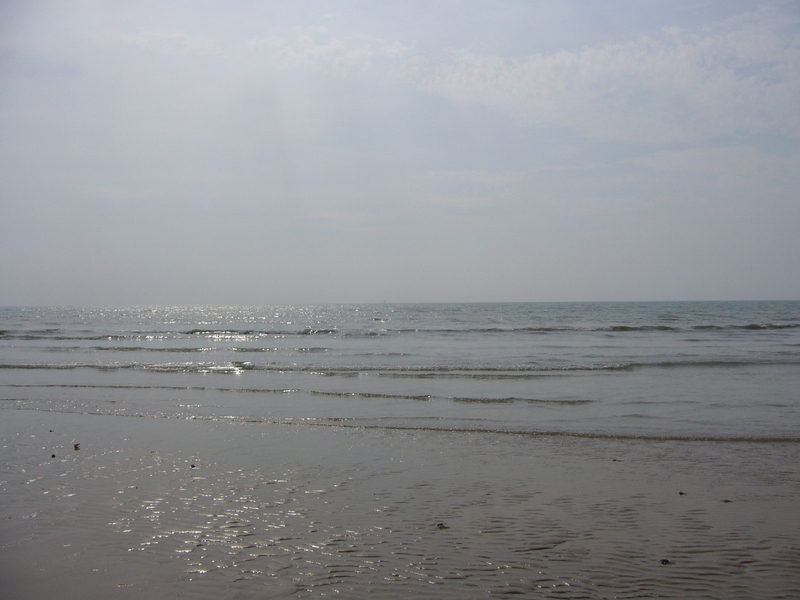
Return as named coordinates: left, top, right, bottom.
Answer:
left=437, top=523, right=449, bottom=530
left=722, top=499, right=733, bottom=503
left=661, top=559, right=671, bottom=565
left=73, top=443, right=80, bottom=451
left=51, top=454, right=56, bottom=458
left=191, top=464, right=196, bottom=468
left=679, top=491, right=686, bottom=495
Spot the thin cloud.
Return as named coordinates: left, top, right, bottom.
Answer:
left=418, top=7, right=800, bottom=142
left=237, top=6, right=800, bottom=143
left=118, top=31, right=219, bottom=55
left=249, top=31, right=381, bottom=74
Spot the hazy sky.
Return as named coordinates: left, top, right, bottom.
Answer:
left=1, top=0, right=799, bottom=305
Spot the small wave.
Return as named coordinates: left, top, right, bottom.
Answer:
left=452, top=397, right=591, bottom=405
left=372, top=323, right=800, bottom=334
left=451, top=396, right=513, bottom=404
left=306, top=422, right=800, bottom=443
left=1, top=358, right=797, bottom=374
left=307, top=363, right=636, bottom=373
left=0, top=363, right=84, bottom=370
left=4, top=405, right=799, bottom=443
left=183, top=328, right=339, bottom=337
left=7, top=322, right=798, bottom=343
left=8, top=383, right=217, bottom=391
left=90, top=346, right=213, bottom=353
left=184, top=329, right=259, bottom=335
left=308, top=390, right=432, bottom=401
left=736, top=323, right=800, bottom=330
left=382, top=322, right=800, bottom=336
left=383, top=326, right=566, bottom=334
left=4, top=383, right=586, bottom=405
left=606, top=325, right=677, bottom=332
left=231, top=347, right=279, bottom=352
left=378, top=372, right=541, bottom=379
left=6, top=383, right=302, bottom=394
left=342, top=331, right=387, bottom=337
left=643, top=359, right=800, bottom=369
left=0, top=334, right=126, bottom=341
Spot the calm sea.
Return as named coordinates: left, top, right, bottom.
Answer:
left=2, top=302, right=799, bottom=440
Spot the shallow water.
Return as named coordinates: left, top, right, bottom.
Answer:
left=1, top=302, right=799, bottom=439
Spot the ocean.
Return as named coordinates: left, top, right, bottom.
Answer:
left=1, top=302, right=799, bottom=598
left=2, top=302, right=799, bottom=439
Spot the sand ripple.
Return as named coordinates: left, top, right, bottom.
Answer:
left=1, top=411, right=799, bottom=599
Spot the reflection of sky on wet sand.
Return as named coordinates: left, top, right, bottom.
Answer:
left=2, top=410, right=798, bottom=598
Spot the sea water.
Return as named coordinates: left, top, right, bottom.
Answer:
left=2, top=301, right=799, bottom=440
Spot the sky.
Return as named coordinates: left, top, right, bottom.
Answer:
left=1, top=0, right=799, bottom=305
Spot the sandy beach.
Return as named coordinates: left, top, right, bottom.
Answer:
left=2, top=407, right=798, bottom=599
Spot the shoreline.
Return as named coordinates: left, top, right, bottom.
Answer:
left=5, top=405, right=800, bottom=444
left=2, top=408, right=799, bottom=599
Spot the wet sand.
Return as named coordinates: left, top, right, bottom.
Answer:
left=1, top=408, right=799, bottom=599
